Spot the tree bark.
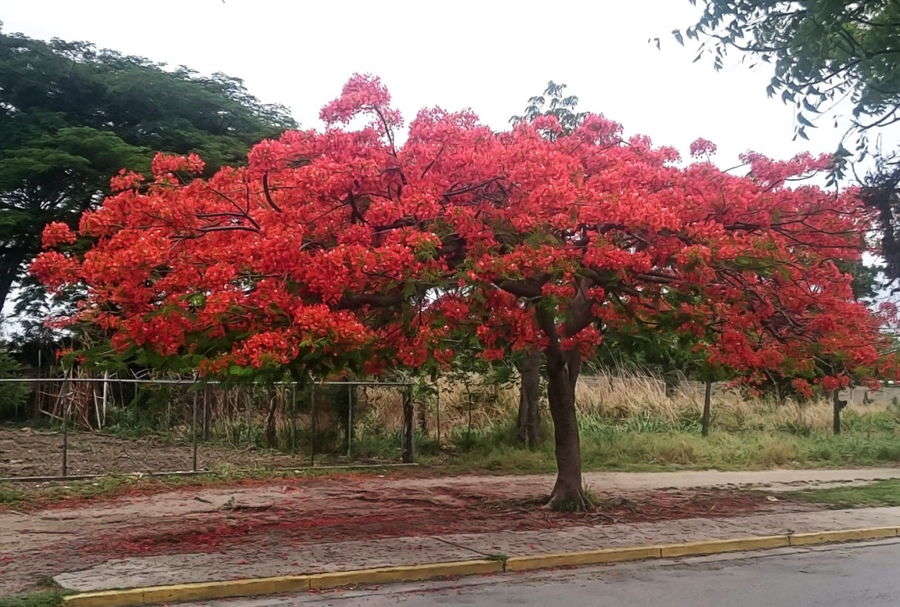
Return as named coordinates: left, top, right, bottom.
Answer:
left=832, top=389, right=847, bottom=435
left=663, top=371, right=679, bottom=399
left=701, top=380, right=712, bottom=437
left=0, top=248, right=26, bottom=319
left=544, top=348, right=591, bottom=510
left=516, top=351, right=542, bottom=447
left=264, top=387, right=278, bottom=448
left=402, top=388, right=415, bottom=463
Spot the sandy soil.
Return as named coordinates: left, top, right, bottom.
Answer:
left=0, top=426, right=348, bottom=478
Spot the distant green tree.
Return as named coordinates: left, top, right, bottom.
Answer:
left=0, top=350, right=28, bottom=419
left=0, top=27, right=296, bottom=321
left=510, top=81, right=587, bottom=135
left=675, top=1, right=899, bottom=282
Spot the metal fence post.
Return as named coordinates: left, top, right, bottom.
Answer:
left=402, top=385, right=414, bottom=463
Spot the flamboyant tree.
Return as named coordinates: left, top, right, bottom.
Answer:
left=33, top=75, right=895, bottom=509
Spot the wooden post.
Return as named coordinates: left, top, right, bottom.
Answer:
left=832, top=389, right=847, bottom=435
left=61, top=400, right=69, bottom=477
left=435, top=387, right=441, bottom=449
left=402, top=385, right=415, bottom=463
left=346, top=383, right=353, bottom=458
left=191, top=390, right=198, bottom=471
left=101, top=371, right=109, bottom=429
left=310, top=383, right=317, bottom=467
left=701, top=380, right=712, bottom=437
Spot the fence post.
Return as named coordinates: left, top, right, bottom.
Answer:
left=701, top=380, right=712, bottom=437
left=402, top=385, right=415, bottom=463
left=192, top=390, right=198, bottom=471
left=310, top=382, right=317, bottom=467
left=61, top=399, right=69, bottom=477
left=435, top=386, right=441, bottom=449
left=346, top=383, right=353, bottom=458
left=100, top=370, right=109, bottom=430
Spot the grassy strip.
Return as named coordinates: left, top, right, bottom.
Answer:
left=419, top=427, right=900, bottom=475
left=0, top=590, right=65, bottom=607
left=785, top=479, right=900, bottom=508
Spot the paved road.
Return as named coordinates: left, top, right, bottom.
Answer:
left=189, top=539, right=900, bottom=607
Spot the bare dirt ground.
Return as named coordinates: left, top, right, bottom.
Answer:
left=2, top=467, right=898, bottom=595
left=0, top=426, right=335, bottom=478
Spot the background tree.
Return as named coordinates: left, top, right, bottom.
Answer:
left=0, top=26, right=295, bottom=330
left=677, top=1, right=900, bottom=283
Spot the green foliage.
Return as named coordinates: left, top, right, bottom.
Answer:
left=679, top=1, right=900, bottom=281
left=0, top=27, right=296, bottom=324
left=681, top=1, right=899, bottom=143
left=510, top=81, right=587, bottom=135
left=0, top=351, right=28, bottom=420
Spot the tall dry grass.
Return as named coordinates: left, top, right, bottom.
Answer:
left=368, top=367, right=897, bottom=438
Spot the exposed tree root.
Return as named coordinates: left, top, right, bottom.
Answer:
left=544, top=487, right=596, bottom=512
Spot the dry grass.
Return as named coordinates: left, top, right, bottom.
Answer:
left=372, top=367, right=898, bottom=439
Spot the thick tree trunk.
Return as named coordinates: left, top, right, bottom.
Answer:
left=544, top=349, right=591, bottom=511
left=701, top=380, right=712, bottom=437
left=515, top=351, right=542, bottom=447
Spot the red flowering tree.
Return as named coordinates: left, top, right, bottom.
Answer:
left=33, top=76, right=895, bottom=509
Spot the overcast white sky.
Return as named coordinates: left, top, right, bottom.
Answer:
left=2, top=0, right=853, bottom=167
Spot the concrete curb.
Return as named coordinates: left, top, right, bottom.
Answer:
left=61, top=527, right=899, bottom=607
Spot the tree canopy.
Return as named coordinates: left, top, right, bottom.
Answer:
left=33, top=75, right=897, bottom=508
left=678, top=1, right=900, bottom=281
left=0, top=27, right=296, bottom=323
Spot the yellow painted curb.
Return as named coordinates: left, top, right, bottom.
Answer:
left=62, top=575, right=312, bottom=607
left=307, top=559, right=503, bottom=590
left=659, top=535, right=789, bottom=557
left=789, top=526, right=899, bottom=546
left=59, top=527, right=900, bottom=607
left=506, top=546, right=660, bottom=571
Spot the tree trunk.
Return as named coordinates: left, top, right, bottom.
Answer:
left=264, top=388, right=278, bottom=448
left=832, top=389, right=847, bottom=435
left=0, top=248, right=26, bottom=319
left=402, top=388, right=415, bottom=463
left=701, top=380, right=712, bottom=437
left=544, top=349, right=591, bottom=511
left=516, top=351, right=542, bottom=447
left=663, top=371, right=679, bottom=399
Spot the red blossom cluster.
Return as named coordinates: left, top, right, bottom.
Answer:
left=31, top=75, right=898, bottom=390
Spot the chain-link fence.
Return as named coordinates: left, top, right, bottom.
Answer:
left=0, top=377, right=415, bottom=480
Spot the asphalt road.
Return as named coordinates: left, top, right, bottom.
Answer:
left=188, top=539, right=900, bottom=607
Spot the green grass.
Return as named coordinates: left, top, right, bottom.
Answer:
left=414, top=412, right=900, bottom=474
left=0, top=590, right=64, bottom=607
left=785, top=479, right=900, bottom=508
